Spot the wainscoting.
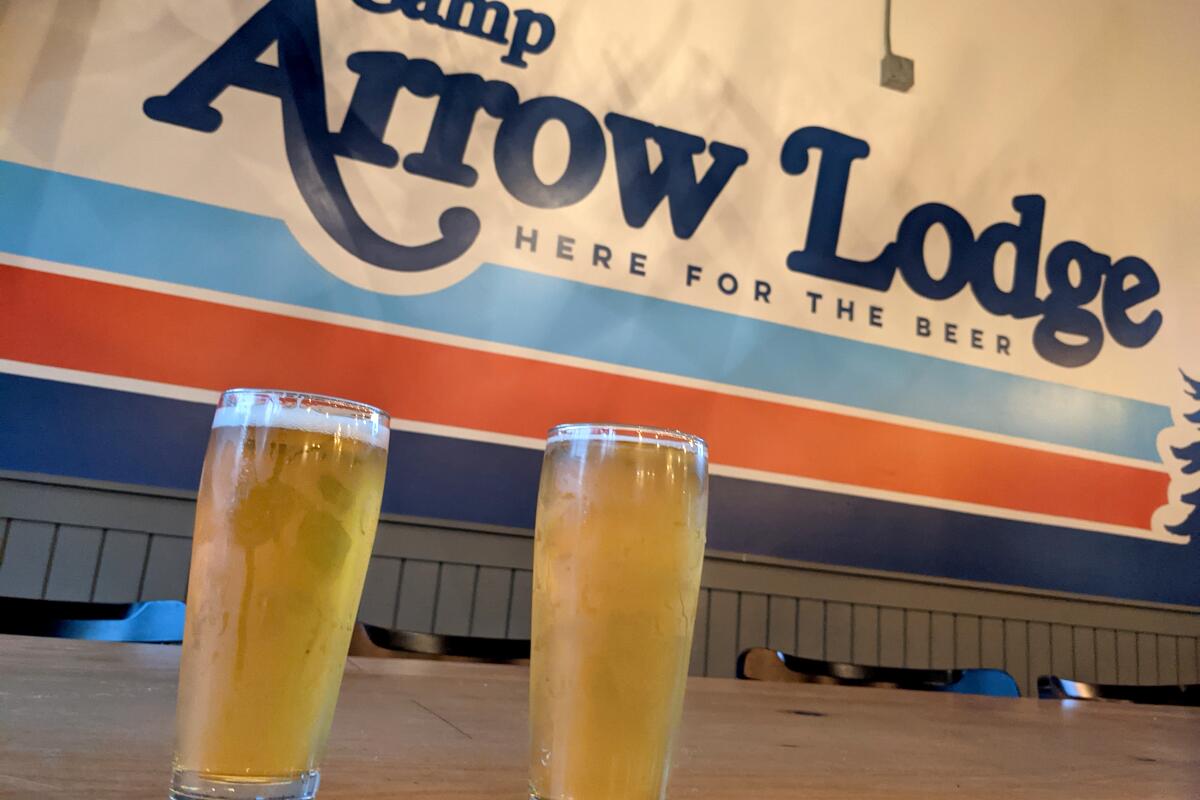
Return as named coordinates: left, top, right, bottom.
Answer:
left=3, top=472, right=1197, bottom=693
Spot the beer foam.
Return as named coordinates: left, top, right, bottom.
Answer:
left=547, top=424, right=706, bottom=453
left=213, top=399, right=390, bottom=448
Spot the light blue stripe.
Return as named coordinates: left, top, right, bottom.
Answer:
left=0, top=160, right=1169, bottom=461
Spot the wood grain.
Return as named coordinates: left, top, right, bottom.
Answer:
left=0, top=635, right=1197, bottom=799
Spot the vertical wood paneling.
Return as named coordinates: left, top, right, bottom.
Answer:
left=796, top=599, right=824, bottom=660
left=1073, top=626, right=1097, bottom=683
left=825, top=602, right=853, bottom=663
left=1115, top=631, right=1138, bottom=684
left=1177, top=637, right=1198, bottom=684
left=358, top=557, right=402, bottom=627
left=92, top=530, right=149, bottom=603
left=767, top=595, right=797, bottom=655
left=471, top=566, right=514, bottom=638
left=706, top=590, right=739, bottom=678
left=139, top=536, right=191, bottom=600
left=6, top=477, right=1200, bottom=685
left=689, top=588, right=710, bottom=677
left=506, top=570, right=533, bottom=639
left=1095, top=629, right=1118, bottom=684
left=1050, top=624, right=1075, bottom=678
left=42, top=525, right=103, bottom=602
left=1136, top=633, right=1158, bottom=684
left=930, top=612, right=955, bottom=669
left=737, top=593, right=769, bottom=656
left=878, top=607, right=905, bottom=667
left=1027, top=622, right=1052, bottom=687
left=955, top=615, right=980, bottom=668
left=395, top=560, right=439, bottom=632
left=980, top=618, right=1005, bottom=670
left=1157, top=636, right=1179, bottom=685
left=433, top=564, right=477, bottom=636
left=0, top=521, right=55, bottom=598
left=852, top=604, right=879, bottom=666
left=1004, top=620, right=1029, bottom=695
left=905, top=610, right=931, bottom=669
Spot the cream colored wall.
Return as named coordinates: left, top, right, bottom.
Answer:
left=1, top=0, right=1194, bottom=400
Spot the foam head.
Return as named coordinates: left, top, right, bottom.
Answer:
left=547, top=423, right=706, bottom=458
left=212, top=390, right=390, bottom=449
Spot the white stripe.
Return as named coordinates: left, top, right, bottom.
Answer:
left=389, top=415, right=546, bottom=450
left=2, top=358, right=1181, bottom=546
left=2, top=254, right=1165, bottom=472
left=0, top=359, right=222, bottom=405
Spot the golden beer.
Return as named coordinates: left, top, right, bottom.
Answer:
left=171, top=390, right=389, bottom=800
left=529, top=424, right=708, bottom=800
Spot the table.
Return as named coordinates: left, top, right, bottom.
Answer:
left=0, top=635, right=1196, bottom=799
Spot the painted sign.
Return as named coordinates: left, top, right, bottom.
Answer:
left=1, top=1, right=1197, bottom=605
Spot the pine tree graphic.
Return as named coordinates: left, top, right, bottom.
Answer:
left=1184, top=372, right=1200, bottom=423
left=1184, top=372, right=1200, bottom=400
left=1165, top=371, right=1200, bottom=537
left=1166, top=488, right=1200, bottom=537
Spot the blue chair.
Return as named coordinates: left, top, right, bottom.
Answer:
left=0, top=596, right=186, bottom=643
left=738, top=647, right=1021, bottom=698
left=1038, top=675, right=1199, bottom=707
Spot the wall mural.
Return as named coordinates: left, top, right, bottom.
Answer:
left=1, top=1, right=1196, bottom=605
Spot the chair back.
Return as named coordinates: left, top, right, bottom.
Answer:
left=1038, top=675, right=1200, bottom=706
left=0, top=596, right=186, bottom=643
left=349, top=623, right=529, bottom=663
left=738, top=647, right=1020, bottom=698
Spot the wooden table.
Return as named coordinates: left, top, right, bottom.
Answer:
left=0, top=635, right=1197, bottom=799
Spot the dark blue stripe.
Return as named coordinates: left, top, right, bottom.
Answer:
left=2, top=373, right=1195, bottom=607
left=706, top=477, right=1198, bottom=608
left=0, top=373, right=540, bottom=530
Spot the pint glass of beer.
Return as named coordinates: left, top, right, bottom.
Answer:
left=170, top=389, right=390, bottom=800
left=529, top=424, right=708, bottom=800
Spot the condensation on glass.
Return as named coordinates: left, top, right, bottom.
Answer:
left=170, top=389, right=390, bottom=800
left=529, top=423, right=709, bottom=800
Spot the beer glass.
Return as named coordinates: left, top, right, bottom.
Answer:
left=170, top=389, right=390, bottom=800
left=529, top=424, right=709, bottom=800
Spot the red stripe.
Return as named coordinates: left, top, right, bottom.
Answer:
left=0, top=264, right=1168, bottom=529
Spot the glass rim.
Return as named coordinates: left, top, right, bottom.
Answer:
left=546, top=422, right=707, bottom=452
left=220, top=387, right=390, bottom=422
